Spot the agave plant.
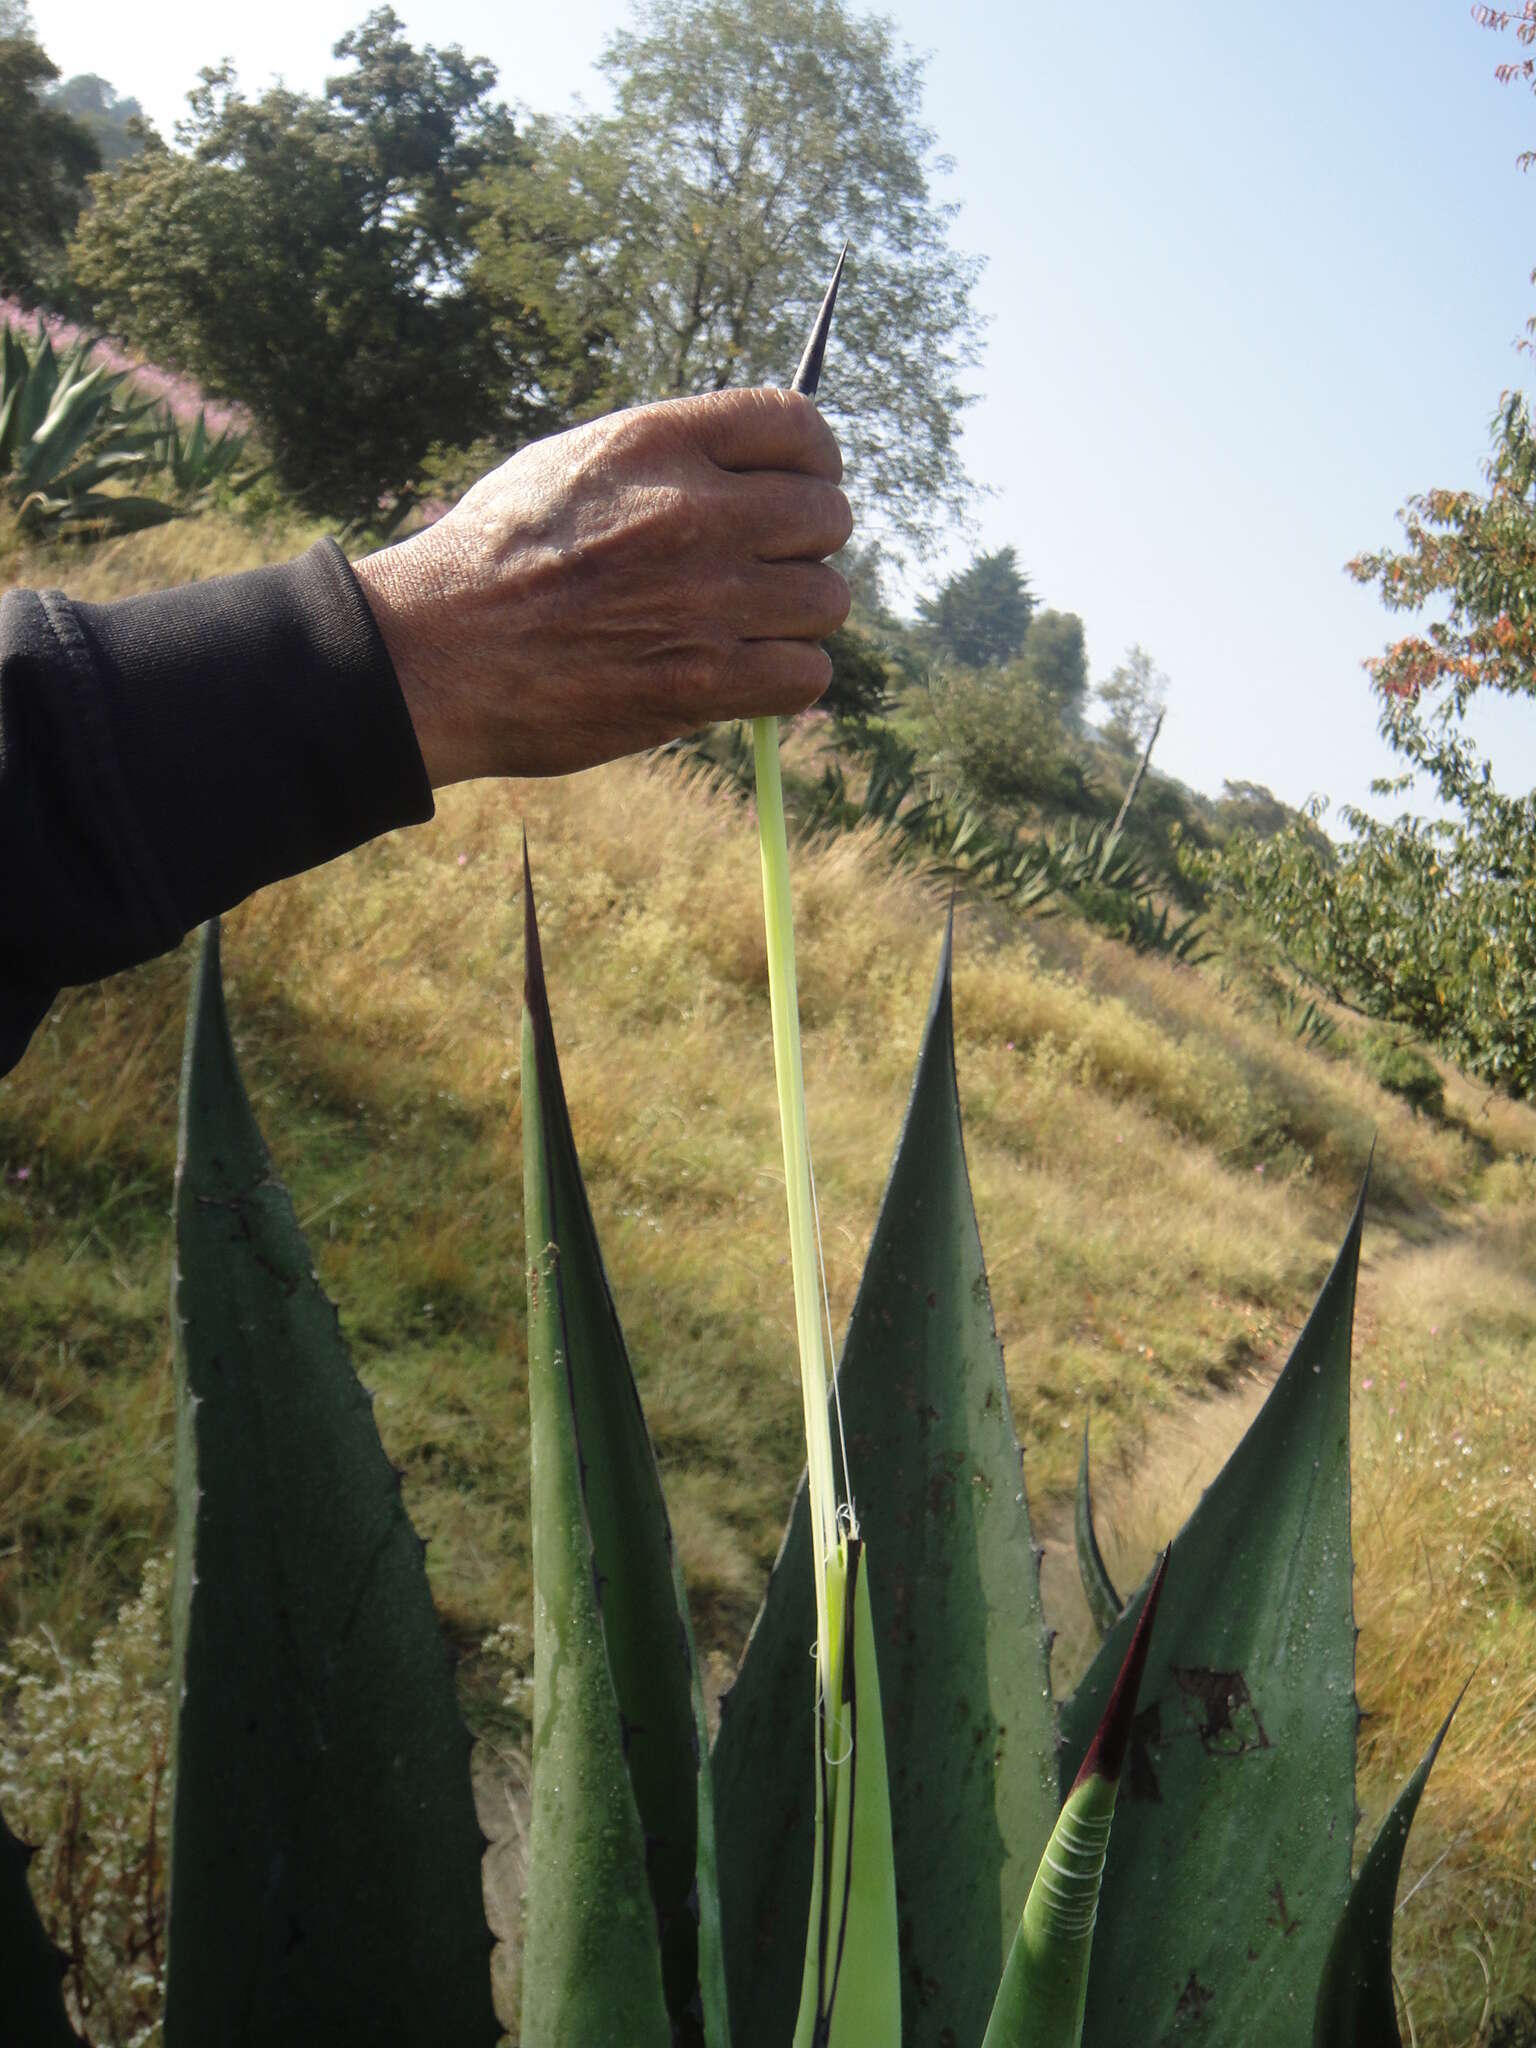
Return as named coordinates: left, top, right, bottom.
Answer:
left=152, top=404, right=261, bottom=501
left=1, top=321, right=177, bottom=540
left=0, top=282, right=1470, bottom=2048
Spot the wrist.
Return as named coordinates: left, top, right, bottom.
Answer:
left=351, top=534, right=478, bottom=789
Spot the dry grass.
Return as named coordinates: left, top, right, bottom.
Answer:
left=1044, top=1204, right=1536, bottom=2040
left=5, top=529, right=1535, bottom=2040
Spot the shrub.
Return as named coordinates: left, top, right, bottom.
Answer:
left=1358, top=1026, right=1445, bottom=1119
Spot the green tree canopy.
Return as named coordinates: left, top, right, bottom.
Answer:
left=71, top=9, right=537, bottom=520
left=1095, top=644, right=1168, bottom=749
left=469, top=0, right=984, bottom=554
left=1199, top=392, right=1536, bottom=1097
left=0, top=9, right=99, bottom=296
left=1019, top=608, right=1088, bottom=722
left=46, top=73, right=149, bottom=169
left=916, top=546, right=1034, bottom=669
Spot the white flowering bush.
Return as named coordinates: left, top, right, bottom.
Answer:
left=0, top=1555, right=170, bottom=2047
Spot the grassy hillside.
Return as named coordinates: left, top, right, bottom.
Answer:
left=4, top=517, right=1535, bottom=2042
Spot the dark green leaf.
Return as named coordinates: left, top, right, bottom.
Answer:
left=0, top=1807, right=81, bottom=2047
left=521, top=848, right=726, bottom=2048
left=1312, top=1684, right=1468, bottom=2048
left=1075, top=1423, right=1122, bottom=1641
left=714, top=915, right=1057, bottom=2048
left=1062, top=1180, right=1368, bottom=2048
left=166, top=921, right=496, bottom=2048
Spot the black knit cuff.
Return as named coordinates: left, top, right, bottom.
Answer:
left=71, top=538, right=435, bottom=935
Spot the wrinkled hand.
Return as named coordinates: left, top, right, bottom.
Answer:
left=352, top=388, right=853, bottom=788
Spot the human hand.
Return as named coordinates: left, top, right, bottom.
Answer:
left=351, top=388, right=853, bottom=787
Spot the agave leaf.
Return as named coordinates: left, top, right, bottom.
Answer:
left=166, top=921, right=496, bottom=2048
left=1062, top=1181, right=1367, bottom=2048
left=0, top=380, right=20, bottom=474
left=0, top=1808, right=82, bottom=2046
left=23, top=365, right=120, bottom=485
left=983, top=1552, right=1169, bottom=2048
left=1075, top=1424, right=1123, bottom=1641
left=714, top=917, right=1058, bottom=2048
left=0, top=323, right=26, bottom=410
left=54, top=493, right=179, bottom=537
left=14, top=332, right=58, bottom=446
left=521, top=847, right=727, bottom=2048
left=1312, top=1684, right=1468, bottom=2048
left=793, top=1539, right=902, bottom=2048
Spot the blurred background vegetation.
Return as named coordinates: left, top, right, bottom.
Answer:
left=5, top=0, right=1536, bottom=2041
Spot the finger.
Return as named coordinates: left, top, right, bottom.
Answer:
left=682, top=387, right=844, bottom=483
left=724, top=472, right=853, bottom=562
left=710, top=637, right=834, bottom=720
left=735, top=560, right=851, bottom=642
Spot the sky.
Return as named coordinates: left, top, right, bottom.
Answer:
left=30, top=0, right=1536, bottom=821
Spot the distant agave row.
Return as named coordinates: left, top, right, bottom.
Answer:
left=0, top=892, right=1456, bottom=2048
left=1, top=320, right=255, bottom=541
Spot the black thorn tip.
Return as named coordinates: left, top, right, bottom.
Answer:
left=790, top=244, right=849, bottom=400
left=522, top=835, right=546, bottom=1017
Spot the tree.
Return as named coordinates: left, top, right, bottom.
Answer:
left=71, top=10, right=533, bottom=520
left=468, top=0, right=983, bottom=555
left=46, top=74, right=150, bottom=169
left=1199, top=392, right=1536, bottom=1097
left=0, top=8, right=99, bottom=296
left=1216, top=781, right=1292, bottom=840
left=933, top=662, right=1084, bottom=813
left=1095, top=645, right=1168, bottom=749
left=1019, top=608, right=1088, bottom=723
left=916, top=546, right=1033, bottom=669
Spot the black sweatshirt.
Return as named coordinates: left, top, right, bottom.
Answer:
left=0, top=539, right=434, bottom=1078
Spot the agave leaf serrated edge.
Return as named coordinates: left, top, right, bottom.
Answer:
left=167, top=921, right=496, bottom=2048
left=1062, top=1176, right=1368, bottom=2048
left=521, top=848, right=727, bottom=2048
left=1312, top=1681, right=1470, bottom=2048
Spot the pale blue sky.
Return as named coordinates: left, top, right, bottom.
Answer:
left=34, top=0, right=1536, bottom=819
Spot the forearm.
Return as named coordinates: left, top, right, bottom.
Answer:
left=0, top=541, right=432, bottom=1077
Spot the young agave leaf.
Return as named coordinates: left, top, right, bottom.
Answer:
left=793, top=1539, right=902, bottom=2048
left=1075, top=1424, right=1123, bottom=1641
left=983, top=1551, right=1169, bottom=2048
left=0, top=1808, right=81, bottom=2046
left=167, top=922, right=496, bottom=2048
left=714, top=918, right=1058, bottom=2048
left=521, top=848, right=728, bottom=2048
left=1060, top=1180, right=1368, bottom=2048
left=1312, top=1684, right=1469, bottom=2048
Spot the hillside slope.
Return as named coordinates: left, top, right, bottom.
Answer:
left=3, top=516, right=1534, bottom=2039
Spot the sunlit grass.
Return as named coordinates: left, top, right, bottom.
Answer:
left=1045, top=1204, right=1536, bottom=2039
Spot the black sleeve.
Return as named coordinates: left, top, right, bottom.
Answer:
left=0, top=538, right=434, bottom=1077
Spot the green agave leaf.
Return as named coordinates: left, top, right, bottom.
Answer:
left=1075, top=1424, right=1122, bottom=1642
left=1312, top=1684, right=1468, bottom=2048
left=22, top=365, right=119, bottom=486
left=793, top=1539, right=902, bottom=2048
left=714, top=915, right=1058, bottom=2048
left=166, top=921, right=496, bottom=2048
left=521, top=847, right=727, bottom=2048
left=56, top=493, right=179, bottom=535
left=1062, top=1179, right=1368, bottom=2048
left=984, top=1551, right=1169, bottom=2048
left=0, top=380, right=20, bottom=475
left=0, top=1808, right=82, bottom=2046
left=14, top=332, right=58, bottom=446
